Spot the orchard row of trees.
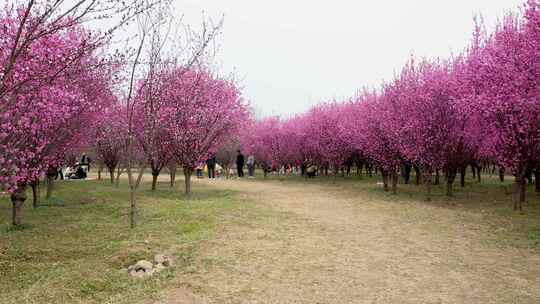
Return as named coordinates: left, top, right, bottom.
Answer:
left=241, top=0, right=540, bottom=210
left=1, top=1, right=249, bottom=227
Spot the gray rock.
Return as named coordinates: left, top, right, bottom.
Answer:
left=154, top=254, right=173, bottom=267
left=154, top=263, right=166, bottom=272
left=129, top=269, right=146, bottom=278
left=134, top=260, right=153, bottom=272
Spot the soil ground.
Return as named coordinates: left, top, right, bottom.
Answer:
left=156, top=176, right=540, bottom=304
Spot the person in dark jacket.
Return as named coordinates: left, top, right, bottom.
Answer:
left=236, top=150, right=245, bottom=178
left=206, top=156, right=216, bottom=179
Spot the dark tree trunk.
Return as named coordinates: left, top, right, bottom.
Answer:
left=108, top=167, right=115, bottom=184
left=391, top=170, right=398, bottom=194
left=97, top=164, right=103, bottom=180
left=534, top=169, right=540, bottom=192
left=414, top=165, right=421, bottom=185
left=472, top=165, right=476, bottom=179
left=184, top=167, right=193, bottom=196
left=130, top=186, right=137, bottom=229
left=30, top=180, right=40, bottom=208
left=513, top=175, right=526, bottom=211
left=11, top=185, right=27, bottom=226
left=402, top=163, right=412, bottom=184
left=115, top=167, right=122, bottom=188
left=424, top=172, right=433, bottom=202
left=459, top=166, right=466, bottom=188
left=434, top=170, right=440, bottom=185
left=169, top=166, right=176, bottom=187
left=151, top=166, right=162, bottom=191
left=367, top=165, right=373, bottom=177
left=446, top=168, right=457, bottom=197
left=151, top=174, right=158, bottom=191
left=45, top=168, right=57, bottom=200
left=381, top=170, right=389, bottom=192
left=499, top=167, right=505, bottom=182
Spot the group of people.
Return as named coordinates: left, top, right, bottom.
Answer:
left=197, top=150, right=256, bottom=179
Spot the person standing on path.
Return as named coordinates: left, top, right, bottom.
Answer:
left=247, top=155, right=255, bottom=178
left=206, top=156, right=216, bottom=179
left=236, top=150, right=245, bottom=178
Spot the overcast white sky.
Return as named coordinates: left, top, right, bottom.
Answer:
left=173, top=0, right=523, bottom=117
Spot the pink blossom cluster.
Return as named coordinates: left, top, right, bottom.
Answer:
left=241, top=1, right=540, bottom=197
left=1, top=7, right=114, bottom=192
left=133, top=67, right=249, bottom=174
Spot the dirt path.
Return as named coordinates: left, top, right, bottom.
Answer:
left=157, top=178, right=540, bottom=304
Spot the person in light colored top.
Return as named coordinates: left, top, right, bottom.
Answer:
left=247, top=155, right=255, bottom=178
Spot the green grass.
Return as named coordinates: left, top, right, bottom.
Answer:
left=0, top=176, right=264, bottom=304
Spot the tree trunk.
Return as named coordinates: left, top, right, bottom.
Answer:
left=115, top=167, right=122, bottom=188
left=534, top=169, right=540, bottom=192
left=477, top=166, right=482, bottom=183
left=30, top=180, right=40, bottom=208
left=446, top=168, right=457, bottom=197
left=169, top=166, right=176, bottom=187
left=184, top=167, right=193, bottom=196
left=108, top=167, right=115, bottom=184
left=11, top=185, right=27, bottom=226
left=424, top=172, right=433, bottom=202
left=459, top=166, right=466, bottom=188
left=434, top=170, right=440, bottom=185
left=97, top=164, right=103, bottom=180
left=381, top=170, right=389, bottom=192
left=513, top=175, right=526, bottom=211
left=45, top=174, right=55, bottom=200
left=130, top=187, right=137, bottom=228
left=391, top=170, right=398, bottom=194
left=499, top=167, right=505, bottom=182
left=414, top=165, right=421, bottom=185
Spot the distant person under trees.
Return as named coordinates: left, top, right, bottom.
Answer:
left=236, top=150, right=245, bottom=178
left=206, top=156, right=216, bottom=179
left=80, top=154, right=92, bottom=172
left=247, top=155, right=255, bottom=178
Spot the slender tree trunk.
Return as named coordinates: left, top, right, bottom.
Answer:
left=513, top=175, right=526, bottom=211
left=263, top=167, right=268, bottom=178
left=381, top=170, right=389, bottom=192
left=11, top=185, right=27, bottom=226
left=169, top=166, right=176, bottom=187
left=45, top=171, right=56, bottom=200
left=391, top=170, right=398, bottom=194
left=115, top=166, right=122, bottom=188
left=499, top=167, right=505, bottom=182
left=476, top=165, right=482, bottom=183
left=97, top=164, right=103, bottom=180
left=446, top=168, right=457, bottom=197
left=434, top=170, right=440, bottom=185
left=130, top=187, right=137, bottom=229
left=108, top=167, right=115, bottom=184
left=414, top=165, right=421, bottom=185
left=459, top=166, right=466, bottom=188
left=425, top=172, right=433, bottom=202
left=30, top=180, right=40, bottom=208
left=472, top=165, right=476, bottom=179
left=534, top=169, right=540, bottom=192
left=184, top=167, right=193, bottom=196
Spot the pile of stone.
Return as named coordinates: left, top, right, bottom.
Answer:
left=126, top=254, right=174, bottom=278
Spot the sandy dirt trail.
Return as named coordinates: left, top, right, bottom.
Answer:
left=157, top=178, right=540, bottom=304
